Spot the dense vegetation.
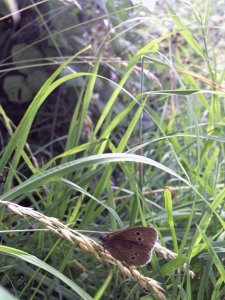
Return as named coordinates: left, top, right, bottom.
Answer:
left=0, top=1, right=224, bottom=299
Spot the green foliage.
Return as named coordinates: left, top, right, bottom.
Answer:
left=0, top=0, right=225, bottom=299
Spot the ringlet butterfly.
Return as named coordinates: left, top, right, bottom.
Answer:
left=99, top=226, right=157, bottom=267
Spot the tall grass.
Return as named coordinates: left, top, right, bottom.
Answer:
left=0, top=1, right=225, bottom=299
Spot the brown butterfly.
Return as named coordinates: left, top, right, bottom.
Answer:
left=99, top=226, right=157, bottom=267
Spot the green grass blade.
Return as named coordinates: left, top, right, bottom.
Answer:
left=166, top=2, right=206, bottom=59
left=94, top=32, right=174, bottom=135
left=0, top=245, right=93, bottom=300
left=197, top=226, right=225, bottom=282
left=94, top=270, right=113, bottom=300
left=164, top=187, right=178, bottom=253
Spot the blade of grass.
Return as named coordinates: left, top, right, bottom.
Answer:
left=0, top=245, right=93, bottom=300
left=80, top=97, right=148, bottom=227
left=61, top=178, right=123, bottom=227
left=164, top=187, right=178, bottom=253
left=94, top=270, right=113, bottom=300
left=211, top=277, right=224, bottom=300
left=94, top=31, right=175, bottom=135
left=1, top=45, right=91, bottom=189
left=0, top=153, right=216, bottom=210
left=197, top=226, right=225, bottom=281
left=159, top=255, right=186, bottom=276
left=166, top=2, right=206, bottom=59
left=190, top=188, right=225, bottom=258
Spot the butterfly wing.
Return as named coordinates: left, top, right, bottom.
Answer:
left=107, top=227, right=157, bottom=250
left=102, top=227, right=157, bottom=266
left=105, top=240, right=152, bottom=267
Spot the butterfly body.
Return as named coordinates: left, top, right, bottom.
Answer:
left=99, top=226, right=157, bottom=267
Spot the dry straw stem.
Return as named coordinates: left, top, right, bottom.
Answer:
left=1, top=200, right=190, bottom=299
